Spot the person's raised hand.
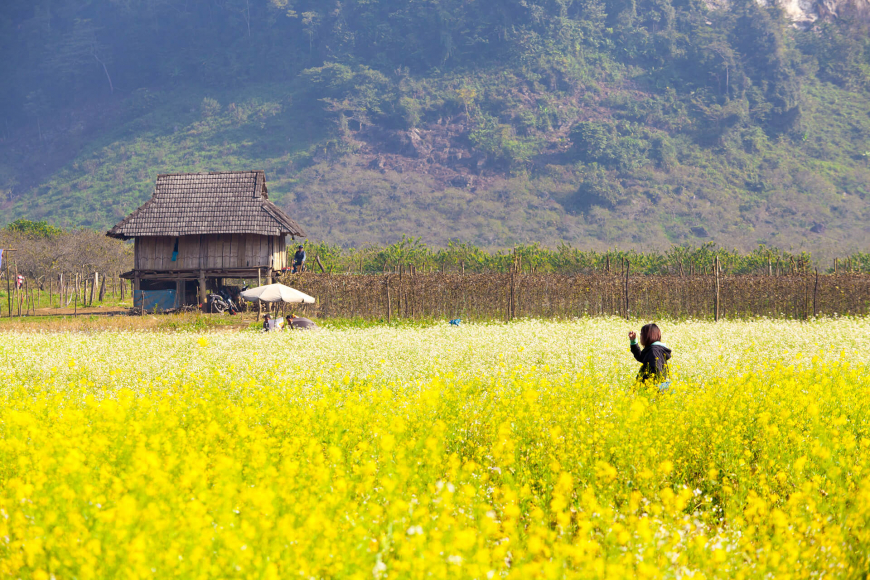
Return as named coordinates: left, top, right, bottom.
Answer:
left=628, top=331, right=637, bottom=341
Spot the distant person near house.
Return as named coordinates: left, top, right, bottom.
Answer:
left=263, top=313, right=287, bottom=332
left=292, top=245, right=306, bottom=273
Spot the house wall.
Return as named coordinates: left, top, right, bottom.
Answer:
left=134, top=234, right=287, bottom=271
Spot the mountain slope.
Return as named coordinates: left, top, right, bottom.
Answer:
left=1, top=0, right=869, bottom=255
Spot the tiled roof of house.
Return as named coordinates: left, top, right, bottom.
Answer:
left=107, top=170, right=305, bottom=239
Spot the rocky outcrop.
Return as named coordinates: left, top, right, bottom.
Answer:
left=706, top=0, right=869, bottom=24
left=345, top=116, right=495, bottom=191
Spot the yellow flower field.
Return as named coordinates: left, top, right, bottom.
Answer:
left=1, top=318, right=869, bottom=579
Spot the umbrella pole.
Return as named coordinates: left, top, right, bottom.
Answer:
left=257, top=268, right=263, bottom=320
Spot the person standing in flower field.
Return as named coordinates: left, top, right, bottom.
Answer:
left=629, top=323, right=672, bottom=391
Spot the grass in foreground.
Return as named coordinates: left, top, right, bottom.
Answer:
left=0, top=319, right=868, bottom=578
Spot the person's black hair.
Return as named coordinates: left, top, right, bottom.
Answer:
left=640, top=323, right=661, bottom=347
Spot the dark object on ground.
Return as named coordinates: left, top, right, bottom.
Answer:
left=288, top=316, right=317, bottom=330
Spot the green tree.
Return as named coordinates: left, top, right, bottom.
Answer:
left=733, top=2, right=801, bottom=133
left=6, top=219, right=62, bottom=237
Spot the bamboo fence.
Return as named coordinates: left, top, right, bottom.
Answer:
left=283, top=272, right=870, bottom=321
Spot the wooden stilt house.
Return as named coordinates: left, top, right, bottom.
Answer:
left=108, top=170, right=305, bottom=308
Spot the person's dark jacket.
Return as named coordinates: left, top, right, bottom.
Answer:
left=293, top=249, right=306, bottom=265
left=630, top=341, right=672, bottom=383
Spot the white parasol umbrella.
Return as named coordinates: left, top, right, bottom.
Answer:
left=240, top=283, right=316, bottom=304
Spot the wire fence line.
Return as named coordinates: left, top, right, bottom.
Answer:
left=283, top=273, right=870, bottom=321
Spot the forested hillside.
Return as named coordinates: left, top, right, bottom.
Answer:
left=1, top=0, right=869, bottom=255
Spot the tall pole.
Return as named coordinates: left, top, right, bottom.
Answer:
left=386, top=278, right=392, bottom=324
left=509, top=263, right=515, bottom=321
left=257, top=268, right=262, bottom=320
left=15, top=261, right=20, bottom=317
left=4, top=250, right=11, bottom=318
left=714, top=256, right=720, bottom=322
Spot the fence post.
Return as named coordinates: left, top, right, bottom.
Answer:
left=91, top=272, right=98, bottom=305
left=509, top=259, right=516, bottom=321
left=714, top=255, right=720, bottom=322
left=813, top=268, right=819, bottom=317
left=386, top=278, right=392, bottom=324
left=15, top=263, right=21, bottom=317
left=624, top=260, right=630, bottom=320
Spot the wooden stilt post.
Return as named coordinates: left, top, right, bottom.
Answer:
left=199, top=270, right=207, bottom=313
left=134, top=273, right=141, bottom=315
